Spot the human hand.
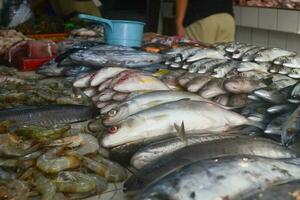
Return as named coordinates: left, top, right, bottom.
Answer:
left=176, top=24, right=186, bottom=37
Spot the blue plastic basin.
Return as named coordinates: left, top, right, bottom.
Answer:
left=78, top=14, right=145, bottom=47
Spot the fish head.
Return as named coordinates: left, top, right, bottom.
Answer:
left=101, top=116, right=144, bottom=148
left=103, top=104, right=130, bottom=125
left=253, top=52, right=267, bottom=62
left=224, top=78, right=243, bottom=93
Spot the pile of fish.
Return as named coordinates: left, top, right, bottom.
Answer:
left=0, top=121, right=127, bottom=199
left=235, top=0, right=300, bottom=10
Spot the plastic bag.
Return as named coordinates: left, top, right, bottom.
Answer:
left=3, top=0, right=34, bottom=28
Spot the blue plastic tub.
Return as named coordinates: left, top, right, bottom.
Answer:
left=78, top=14, right=145, bottom=47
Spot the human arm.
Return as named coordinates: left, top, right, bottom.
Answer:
left=176, top=0, right=188, bottom=37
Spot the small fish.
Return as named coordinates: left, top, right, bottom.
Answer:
left=91, top=67, right=127, bottom=87
left=265, top=112, right=290, bottom=135
left=187, top=49, right=225, bottom=62
left=289, top=81, right=300, bottom=103
left=225, top=77, right=266, bottom=94
left=241, top=47, right=265, bottom=62
left=269, top=64, right=283, bottom=73
left=278, top=66, right=293, bottom=75
left=288, top=68, right=300, bottom=79
left=197, top=59, right=228, bottom=74
left=212, top=61, right=239, bottom=78
left=267, top=104, right=296, bottom=114
left=273, top=56, right=293, bottom=65
left=98, top=89, right=116, bottom=102
left=232, top=45, right=257, bottom=60
left=187, top=58, right=215, bottom=73
left=254, top=48, right=296, bottom=62
left=199, top=79, right=227, bottom=99
left=73, top=73, right=95, bottom=88
left=237, top=62, right=270, bottom=73
left=174, top=47, right=200, bottom=62
left=282, top=56, right=300, bottom=68
left=225, top=42, right=247, bottom=53
left=254, top=88, right=287, bottom=104
left=282, top=105, right=300, bottom=146
left=186, top=76, right=213, bottom=93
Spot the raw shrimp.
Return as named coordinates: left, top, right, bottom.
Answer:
left=49, top=133, right=99, bottom=156
left=81, top=155, right=127, bottom=182
left=32, top=169, right=56, bottom=200
left=54, top=171, right=96, bottom=193
left=36, top=147, right=79, bottom=174
left=0, top=133, right=39, bottom=157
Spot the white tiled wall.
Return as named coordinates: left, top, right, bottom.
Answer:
left=234, top=6, right=300, bottom=53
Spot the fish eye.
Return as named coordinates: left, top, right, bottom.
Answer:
left=107, top=126, right=118, bottom=134
left=108, top=109, right=118, bottom=117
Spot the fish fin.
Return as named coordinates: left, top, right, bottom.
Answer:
left=174, top=121, right=188, bottom=146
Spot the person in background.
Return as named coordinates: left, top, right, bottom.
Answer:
left=176, top=0, right=235, bottom=44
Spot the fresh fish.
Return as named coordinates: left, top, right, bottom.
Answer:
left=186, top=49, right=225, bottom=62
left=232, top=45, right=257, bottom=60
left=112, top=92, right=129, bottom=101
left=241, top=180, right=300, bottom=200
left=254, top=48, right=296, bottom=62
left=90, top=67, right=127, bottom=87
left=96, top=101, right=110, bottom=109
left=228, top=94, right=249, bottom=107
left=212, top=61, right=239, bottom=78
left=241, top=103, right=268, bottom=117
left=73, top=72, right=95, bottom=88
left=282, top=56, right=300, bottom=68
left=98, top=89, right=116, bottom=101
left=272, top=74, right=298, bottom=89
left=174, top=47, right=200, bottom=62
left=237, top=71, right=270, bottom=80
left=212, top=94, right=229, bottom=106
left=37, top=60, right=70, bottom=77
left=169, top=62, right=181, bottom=68
left=199, top=79, right=227, bottom=99
left=241, top=47, right=265, bottom=62
left=187, top=58, right=215, bottom=73
left=248, top=94, right=263, bottom=101
left=101, top=100, right=253, bottom=148
left=282, top=105, right=300, bottom=146
left=131, top=150, right=299, bottom=198
left=0, top=105, right=99, bottom=127
left=278, top=66, right=293, bottom=75
left=197, top=59, right=228, bottom=74
left=254, top=88, right=287, bottom=104
left=177, top=73, right=201, bottom=87
left=130, top=133, right=239, bottom=170
left=225, top=42, right=247, bottom=53
left=237, top=62, right=270, bottom=73
left=265, top=112, right=290, bottom=135
left=186, top=76, right=213, bottom=93
left=70, top=50, right=165, bottom=68
left=100, top=102, right=120, bottom=114
left=63, top=66, right=95, bottom=77
left=273, top=56, right=293, bottom=65
left=288, top=68, right=300, bottom=79
left=225, top=77, right=266, bottom=94
left=98, top=78, right=113, bottom=92
left=269, top=64, right=282, bottom=73
left=113, top=74, right=170, bottom=92
left=103, top=91, right=225, bottom=126
left=164, top=47, right=191, bottom=58
left=181, top=62, right=190, bottom=69
left=267, top=104, right=296, bottom=114
left=289, top=81, right=300, bottom=103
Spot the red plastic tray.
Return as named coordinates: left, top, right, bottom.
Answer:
left=18, top=57, right=55, bottom=71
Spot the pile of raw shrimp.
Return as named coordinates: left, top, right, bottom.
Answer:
left=0, top=120, right=127, bottom=200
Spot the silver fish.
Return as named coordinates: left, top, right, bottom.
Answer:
left=212, top=61, right=239, bottom=78
left=185, top=76, right=213, bottom=93
left=267, top=104, right=296, bottom=114
left=254, top=88, right=287, bottom=104
left=101, top=100, right=252, bottom=148
left=241, top=47, right=265, bottom=62
left=174, top=47, right=200, bottom=62
left=269, top=64, right=283, bottom=73
left=232, top=45, right=257, bottom=60
left=136, top=155, right=300, bottom=200
left=265, top=112, right=290, bottom=135
left=278, top=66, right=293, bottom=75
left=273, top=56, right=293, bottom=65
left=187, top=58, right=215, bottom=73
left=282, top=105, right=300, bottom=146
left=225, top=42, right=247, bottom=53
left=177, top=73, right=202, bottom=87
left=187, top=49, right=225, bottom=62
left=282, top=56, right=300, bottom=68
left=288, top=68, right=300, bottom=79
left=225, top=77, right=266, bottom=94
left=237, top=62, right=270, bottom=73
left=254, top=48, right=296, bottom=62
left=197, top=59, right=228, bottom=74
left=199, top=79, right=227, bottom=99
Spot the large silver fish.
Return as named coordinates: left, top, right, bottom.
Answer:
left=125, top=137, right=298, bottom=194
left=101, top=100, right=254, bottom=148
left=136, top=155, right=300, bottom=200
left=254, top=48, right=296, bottom=62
